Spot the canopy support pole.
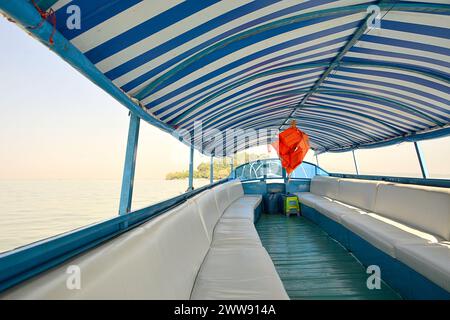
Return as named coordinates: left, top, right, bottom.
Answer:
left=210, top=156, right=214, bottom=184
left=414, top=142, right=428, bottom=179
left=352, top=150, right=359, bottom=175
left=119, top=113, right=140, bottom=216
left=230, top=156, right=234, bottom=174
left=188, top=145, right=194, bottom=191
left=315, top=154, right=320, bottom=167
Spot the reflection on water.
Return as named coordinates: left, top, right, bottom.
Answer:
left=0, top=179, right=209, bottom=253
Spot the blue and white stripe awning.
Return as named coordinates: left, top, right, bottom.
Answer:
left=3, top=0, right=450, bottom=154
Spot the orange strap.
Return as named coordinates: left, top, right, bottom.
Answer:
left=29, top=0, right=57, bottom=45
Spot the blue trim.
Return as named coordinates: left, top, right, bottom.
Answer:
left=119, top=113, right=140, bottom=216
left=242, top=180, right=267, bottom=195
left=286, top=179, right=310, bottom=194
left=0, top=178, right=229, bottom=293
left=300, top=204, right=450, bottom=300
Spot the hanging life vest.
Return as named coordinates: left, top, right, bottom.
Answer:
left=272, top=120, right=310, bottom=176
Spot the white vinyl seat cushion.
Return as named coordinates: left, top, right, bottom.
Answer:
left=191, top=247, right=289, bottom=300
left=342, top=213, right=440, bottom=258
left=335, top=179, right=379, bottom=212
left=374, top=184, right=450, bottom=241
left=396, top=242, right=450, bottom=292
left=227, top=181, right=245, bottom=203
left=295, top=192, right=327, bottom=209
left=211, top=218, right=261, bottom=248
left=221, top=203, right=255, bottom=222
left=190, top=190, right=221, bottom=242
left=1, top=180, right=288, bottom=300
left=298, top=176, right=450, bottom=292
left=314, top=199, right=362, bottom=223
left=1, top=202, right=211, bottom=300
left=310, top=176, right=340, bottom=198
left=234, top=195, right=262, bottom=209
left=214, top=183, right=232, bottom=213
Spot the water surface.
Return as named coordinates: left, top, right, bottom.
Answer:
left=0, top=179, right=209, bottom=253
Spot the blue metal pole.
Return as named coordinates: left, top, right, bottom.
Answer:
left=119, top=113, right=140, bottom=216
left=210, top=155, right=214, bottom=184
left=414, top=141, right=428, bottom=179
left=188, top=145, right=194, bottom=191
left=352, top=150, right=359, bottom=175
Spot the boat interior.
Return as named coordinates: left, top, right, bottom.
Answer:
left=0, top=0, right=449, bottom=300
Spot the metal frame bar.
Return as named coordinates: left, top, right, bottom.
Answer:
left=188, top=144, right=194, bottom=191
left=280, top=0, right=388, bottom=129
left=119, top=113, right=140, bottom=216
left=414, top=141, right=428, bottom=179
left=329, top=173, right=449, bottom=188
left=210, top=155, right=214, bottom=184
left=352, top=150, right=359, bottom=175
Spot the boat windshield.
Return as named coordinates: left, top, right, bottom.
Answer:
left=235, top=159, right=327, bottom=181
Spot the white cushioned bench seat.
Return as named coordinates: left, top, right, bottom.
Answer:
left=2, top=201, right=210, bottom=300
left=191, top=247, right=289, bottom=300
left=374, top=184, right=450, bottom=241
left=211, top=218, right=262, bottom=248
left=295, top=175, right=450, bottom=295
left=296, top=192, right=326, bottom=209
left=234, top=195, right=262, bottom=210
left=220, top=181, right=262, bottom=222
left=342, top=213, right=440, bottom=258
left=222, top=202, right=255, bottom=222
left=1, top=180, right=287, bottom=300
left=296, top=176, right=340, bottom=210
left=314, top=199, right=361, bottom=223
left=396, top=242, right=450, bottom=292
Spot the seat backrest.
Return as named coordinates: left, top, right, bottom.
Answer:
left=227, top=181, right=244, bottom=203
left=374, top=183, right=450, bottom=240
left=1, top=201, right=210, bottom=299
left=336, top=179, right=379, bottom=212
left=213, top=183, right=232, bottom=213
left=191, top=189, right=222, bottom=242
left=310, top=176, right=340, bottom=199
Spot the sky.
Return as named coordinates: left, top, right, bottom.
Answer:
left=0, top=16, right=449, bottom=180
left=0, top=16, right=205, bottom=180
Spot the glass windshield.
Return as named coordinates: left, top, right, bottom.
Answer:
left=234, top=159, right=327, bottom=180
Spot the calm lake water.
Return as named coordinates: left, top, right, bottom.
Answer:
left=0, top=179, right=210, bottom=253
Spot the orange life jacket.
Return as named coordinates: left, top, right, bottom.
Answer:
left=272, top=121, right=310, bottom=175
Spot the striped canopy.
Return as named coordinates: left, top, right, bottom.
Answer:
left=13, top=0, right=450, bottom=153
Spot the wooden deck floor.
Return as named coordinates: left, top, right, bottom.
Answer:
left=256, top=214, right=401, bottom=300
